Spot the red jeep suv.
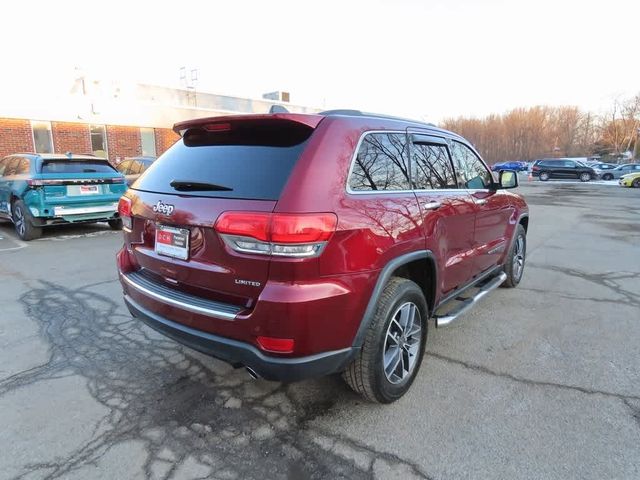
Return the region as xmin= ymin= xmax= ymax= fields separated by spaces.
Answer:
xmin=116 ymin=110 xmax=528 ymax=403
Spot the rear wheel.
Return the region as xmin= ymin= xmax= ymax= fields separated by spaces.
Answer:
xmin=579 ymin=172 xmax=591 ymax=182
xmin=539 ymin=171 xmax=550 ymax=181
xmin=108 ymin=218 xmax=123 ymax=230
xmin=12 ymin=200 xmax=42 ymax=241
xmin=502 ymin=224 xmax=526 ymax=288
xmin=343 ymin=277 xmax=428 ymax=403
xmin=603 ymin=173 xmax=613 ymax=181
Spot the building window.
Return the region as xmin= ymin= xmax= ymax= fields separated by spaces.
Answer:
xmin=90 ymin=125 xmax=108 ymax=158
xmin=140 ymin=128 xmax=156 ymax=157
xmin=32 ymin=121 xmax=53 ymax=154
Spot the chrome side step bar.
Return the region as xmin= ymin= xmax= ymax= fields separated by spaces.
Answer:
xmin=434 ymin=272 xmax=507 ymax=327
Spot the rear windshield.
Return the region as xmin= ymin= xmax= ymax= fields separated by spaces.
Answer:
xmin=40 ymin=160 xmax=117 ymax=174
xmin=132 ymin=121 xmax=313 ymax=200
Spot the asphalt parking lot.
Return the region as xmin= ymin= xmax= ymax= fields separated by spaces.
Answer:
xmin=0 ymin=182 xmax=639 ymax=480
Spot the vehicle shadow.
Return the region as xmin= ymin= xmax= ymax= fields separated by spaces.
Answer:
xmin=1 ymin=280 xmax=380 ymax=480
xmin=0 ymin=220 xmax=116 ymax=241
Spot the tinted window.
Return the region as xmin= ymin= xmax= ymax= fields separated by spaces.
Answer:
xmin=349 ymin=133 xmax=410 ymax=191
xmin=563 ymin=161 xmax=577 ymax=168
xmin=40 ymin=160 xmax=117 ymax=174
xmin=412 ymin=143 xmax=456 ymax=189
xmin=134 ymin=122 xmax=313 ymax=200
xmin=0 ymin=157 xmax=9 ymax=176
xmin=449 ymin=141 xmax=492 ymax=189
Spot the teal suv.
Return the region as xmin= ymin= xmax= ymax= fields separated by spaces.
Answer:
xmin=0 ymin=153 xmax=127 ymax=240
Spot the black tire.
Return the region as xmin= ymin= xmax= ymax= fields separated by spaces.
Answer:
xmin=539 ymin=171 xmax=550 ymax=181
xmin=603 ymin=173 xmax=613 ymax=181
xmin=632 ymin=178 xmax=640 ymax=188
xmin=12 ymin=200 xmax=42 ymax=241
xmin=501 ymin=224 xmax=526 ymax=288
xmin=342 ymin=277 xmax=428 ymax=403
xmin=108 ymin=218 xmax=123 ymax=230
xmin=579 ymin=172 xmax=591 ymax=182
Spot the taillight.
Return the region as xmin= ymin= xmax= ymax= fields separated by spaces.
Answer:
xmin=214 ymin=212 xmax=337 ymax=258
xmin=27 ymin=179 xmax=64 ymax=187
xmin=118 ymin=196 xmax=132 ymax=229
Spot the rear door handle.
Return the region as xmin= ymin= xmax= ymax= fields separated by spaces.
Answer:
xmin=423 ymin=201 xmax=442 ymax=210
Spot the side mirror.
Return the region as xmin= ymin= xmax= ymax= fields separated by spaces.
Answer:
xmin=498 ymin=169 xmax=518 ymax=189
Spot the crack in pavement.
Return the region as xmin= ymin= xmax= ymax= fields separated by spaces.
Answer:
xmin=623 ymin=399 xmax=640 ymax=429
xmin=427 ymin=352 xmax=640 ymax=402
xmin=519 ymin=287 xmax=636 ymax=308
xmin=1 ymin=280 xmax=431 ymax=480
xmin=526 ymin=264 xmax=640 ymax=308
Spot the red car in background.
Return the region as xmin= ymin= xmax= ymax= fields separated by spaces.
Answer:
xmin=117 ymin=110 xmax=528 ymax=403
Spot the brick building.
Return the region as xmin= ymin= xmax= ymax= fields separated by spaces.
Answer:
xmin=0 ymin=75 xmax=316 ymax=163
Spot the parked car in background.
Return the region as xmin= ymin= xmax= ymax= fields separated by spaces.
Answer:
xmin=531 ymin=159 xmax=597 ymax=182
xmin=116 ymin=110 xmax=529 ymax=403
xmin=116 ymin=156 xmax=156 ymax=186
xmin=491 ymin=161 xmax=528 ymax=172
xmin=599 ymin=163 xmax=640 ymax=181
xmin=589 ymin=162 xmax=617 ymax=171
xmin=0 ymin=153 xmax=126 ymax=240
xmin=619 ymin=171 xmax=640 ymax=188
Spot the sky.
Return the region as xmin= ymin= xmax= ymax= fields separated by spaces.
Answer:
xmin=2 ymin=0 xmax=638 ymax=123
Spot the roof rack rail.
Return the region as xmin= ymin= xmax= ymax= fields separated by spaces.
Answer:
xmin=319 ymin=109 xmax=436 ymax=127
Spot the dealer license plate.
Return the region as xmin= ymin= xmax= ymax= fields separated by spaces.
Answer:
xmin=155 ymin=225 xmax=189 ymax=260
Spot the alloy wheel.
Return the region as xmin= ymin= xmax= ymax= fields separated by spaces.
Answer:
xmin=512 ymin=235 xmax=525 ymax=281
xmin=14 ymin=206 xmax=25 ymax=237
xmin=382 ymin=302 xmax=422 ymax=384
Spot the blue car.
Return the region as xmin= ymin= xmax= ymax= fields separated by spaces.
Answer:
xmin=491 ymin=161 xmax=528 ymax=172
xmin=0 ymin=153 xmax=127 ymax=240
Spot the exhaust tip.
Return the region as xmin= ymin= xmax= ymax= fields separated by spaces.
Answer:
xmin=245 ymin=366 xmax=260 ymax=380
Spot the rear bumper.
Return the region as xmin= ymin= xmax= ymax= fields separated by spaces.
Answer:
xmin=123 ymin=294 xmax=357 ymax=382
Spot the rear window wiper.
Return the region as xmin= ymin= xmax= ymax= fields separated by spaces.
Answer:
xmin=169 ymin=180 xmax=233 ymax=192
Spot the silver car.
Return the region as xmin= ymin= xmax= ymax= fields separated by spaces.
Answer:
xmin=600 ymin=163 xmax=640 ymax=181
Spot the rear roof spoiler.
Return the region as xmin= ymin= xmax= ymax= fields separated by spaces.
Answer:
xmin=173 ymin=113 xmax=325 ymax=136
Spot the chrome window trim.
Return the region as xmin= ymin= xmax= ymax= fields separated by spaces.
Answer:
xmin=344 ymin=130 xmax=494 ymax=196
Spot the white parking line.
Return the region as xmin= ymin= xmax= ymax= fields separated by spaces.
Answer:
xmin=0 ymin=236 xmax=27 ymax=252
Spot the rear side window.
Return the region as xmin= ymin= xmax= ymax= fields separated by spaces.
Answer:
xmin=348 ymin=132 xmax=410 ymax=191
xmin=129 ymin=160 xmax=144 ymax=175
xmin=449 ymin=141 xmax=492 ymax=189
xmin=412 ymin=143 xmax=456 ymax=189
xmin=15 ymin=158 xmax=30 ymax=175
xmin=2 ymin=157 xmax=20 ymax=177
xmin=40 ymin=160 xmax=117 ymax=174
xmin=133 ymin=121 xmax=313 ymax=200
xmin=116 ymin=160 xmax=132 ymax=173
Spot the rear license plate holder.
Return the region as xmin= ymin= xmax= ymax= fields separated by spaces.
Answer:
xmin=155 ymin=224 xmax=189 ymax=260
